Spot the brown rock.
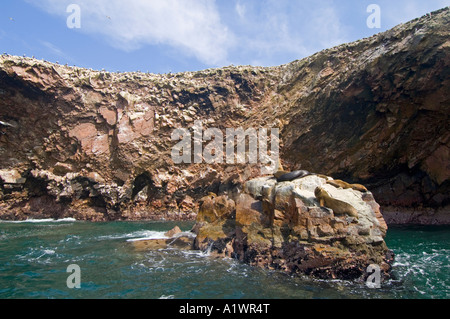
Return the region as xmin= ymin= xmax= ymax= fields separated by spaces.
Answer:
xmin=192 ymin=173 xmax=393 ymax=281
xmin=164 ymin=226 xmax=182 ymax=237
xmin=235 ymin=194 xmax=263 ymax=227
xmin=131 ymin=234 xmax=195 ymax=251
xmin=197 ymin=195 xmax=235 ymax=224
xmin=179 ymin=195 xmax=196 ymax=211
xmin=99 ymin=107 xmax=117 ymax=126
xmin=132 ymin=238 xmax=168 ymax=251
xmin=53 ymin=162 xmax=74 ymax=176
xmin=0 ymin=169 xmax=26 ymax=184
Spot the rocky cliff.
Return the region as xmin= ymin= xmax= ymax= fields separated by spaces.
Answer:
xmin=0 ymin=8 xmax=449 ymax=223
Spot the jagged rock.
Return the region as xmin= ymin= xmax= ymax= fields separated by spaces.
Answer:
xmin=53 ymin=162 xmax=74 ymax=176
xmin=165 ymin=226 xmax=182 ymax=237
xmin=192 ymin=174 xmax=393 ymax=280
xmin=0 ymin=169 xmax=26 ymax=185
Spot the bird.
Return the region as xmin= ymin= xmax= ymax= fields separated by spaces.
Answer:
xmin=0 ymin=121 xmax=14 ymax=127
xmin=9 ymin=17 xmax=14 ymax=22
xmin=106 ymin=15 xmax=111 ymax=20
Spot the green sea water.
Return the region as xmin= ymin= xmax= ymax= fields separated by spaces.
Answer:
xmin=0 ymin=219 xmax=448 ymax=299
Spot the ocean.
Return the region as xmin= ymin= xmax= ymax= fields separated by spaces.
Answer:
xmin=0 ymin=219 xmax=448 ymax=299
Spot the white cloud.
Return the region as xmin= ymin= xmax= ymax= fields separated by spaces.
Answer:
xmin=228 ymin=0 xmax=349 ymax=66
xmin=40 ymin=41 xmax=64 ymax=56
xmin=39 ymin=40 xmax=76 ymax=63
xmin=308 ymin=5 xmax=349 ymax=49
xmin=25 ymin=0 xmax=449 ymax=70
xmin=29 ymin=0 xmax=235 ymax=66
xmin=235 ymin=2 xmax=246 ymax=19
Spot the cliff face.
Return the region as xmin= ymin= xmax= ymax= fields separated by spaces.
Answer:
xmin=0 ymin=8 xmax=449 ymax=223
xmin=279 ymin=10 xmax=450 ymax=224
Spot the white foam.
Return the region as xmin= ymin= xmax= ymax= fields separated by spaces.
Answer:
xmin=126 ymin=231 xmax=169 ymax=242
xmin=0 ymin=218 xmax=77 ymax=223
xmin=126 ymin=230 xmax=195 ymax=242
xmin=35 ymin=249 xmax=57 ymax=260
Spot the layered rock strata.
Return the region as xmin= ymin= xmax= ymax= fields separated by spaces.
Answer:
xmin=193 ymin=175 xmax=393 ymax=280
xmin=0 ymin=8 xmax=449 ymax=222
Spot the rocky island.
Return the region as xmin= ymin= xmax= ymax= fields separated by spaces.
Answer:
xmin=0 ymin=7 xmax=449 ymax=228
xmin=191 ymin=164 xmax=394 ymax=279
xmin=130 ymin=169 xmax=393 ymax=280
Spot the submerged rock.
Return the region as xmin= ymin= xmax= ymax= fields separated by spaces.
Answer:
xmin=192 ymin=174 xmax=394 ymax=281
xmin=164 ymin=225 xmax=182 ymax=237
xmin=130 ymin=227 xmax=195 ymax=251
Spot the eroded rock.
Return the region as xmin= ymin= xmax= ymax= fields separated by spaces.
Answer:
xmin=193 ymin=175 xmax=393 ymax=281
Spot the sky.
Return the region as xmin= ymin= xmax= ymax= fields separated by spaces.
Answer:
xmin=0 ymin=0 xmax=449 ymax=73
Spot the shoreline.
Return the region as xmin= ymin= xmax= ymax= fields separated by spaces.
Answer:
xmin=1 ymin=205 xmax=449 ymax=225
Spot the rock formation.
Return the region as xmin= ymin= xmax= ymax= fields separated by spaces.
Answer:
xmin=0 ymin=8 xmax=449 ymax=223
xmin=129 ymin=226 xmax=195 ymax=251
xmin=192 ymin=174 xmax=393 ymax=280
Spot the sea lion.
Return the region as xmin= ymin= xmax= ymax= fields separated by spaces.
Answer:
xmin=351 ymin=183 xmax=368 ymax=193
xmin=274 ymin=170 xmax=290 ymax=179
xmin=316 ymin=174 xmax=331 ymax=180
xmin=326 ymin=179 xmax=368 ymax=193
xmin=273 ymin=159 xmax=289 ymax=179
xmin=277 ymin=170 xmax=311 ymax=182
xmin=314 ymin=187 xmax=358 ymax=218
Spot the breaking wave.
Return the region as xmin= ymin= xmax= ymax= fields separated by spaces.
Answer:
xmin=0 ymin=218 xmax=77 ymax=223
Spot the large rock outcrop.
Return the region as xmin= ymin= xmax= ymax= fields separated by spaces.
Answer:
xmin=0 ymin=8 xmax=449 ymax=222
xmin=192 ymin=174 xmax=393 ymax=280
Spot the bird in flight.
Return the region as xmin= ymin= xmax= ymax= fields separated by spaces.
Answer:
xmin=9 ymin=17 xmax=14 ymax=22
xmin=0 ymin=121 xmax=14 ymax=127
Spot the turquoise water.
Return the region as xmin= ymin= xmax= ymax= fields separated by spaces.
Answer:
xmin=0 ymin=219 xmax=448 ymax=299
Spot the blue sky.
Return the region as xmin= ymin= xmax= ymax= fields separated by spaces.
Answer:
xmin=1 ymin=0 xmax=449 ymax=73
